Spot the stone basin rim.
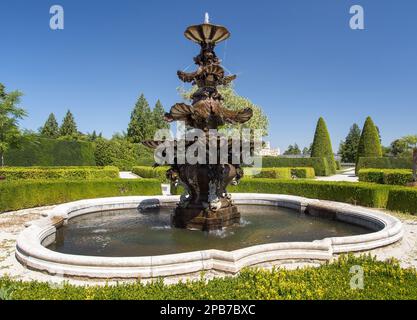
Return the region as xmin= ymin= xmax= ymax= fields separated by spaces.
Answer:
xmin=15 ymin=193 xmax=404 ymax=279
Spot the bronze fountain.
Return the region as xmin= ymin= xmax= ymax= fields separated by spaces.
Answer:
xmin=143 ymin=14 xmax=253 ymax=230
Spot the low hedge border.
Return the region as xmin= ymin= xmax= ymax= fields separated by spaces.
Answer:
xmin=0 ymin=179 xmax=161 ymax=213
xmin=1 ymin=255 xmax=416 ymax=299
xmin=359 ymin=169 xmax=414 ymax=186
xmin=290 ymin=167 xmax=315 ymax=179
xmin=262 ymin=156 xmax=331 ymax=176
xmin=132 ymin=166 xmax=168 ymax=182
xmin=0 ymin=166 xmax=119 ymax=181
xmin=357 ymin=157 xmax=413 ymax=173
xmin=1 ymin=177 xmax=416 ymax=215
xmin=135 ymin=166 xmax=316 ymax=181
xmin=247 ymin=167 xmax=316 ymax=179
xmin=230 ymin=179 xmax=390 ymax=209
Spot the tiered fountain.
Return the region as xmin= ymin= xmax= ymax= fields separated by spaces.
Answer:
xmin=143 ymin=14 xmax=253 ymax=231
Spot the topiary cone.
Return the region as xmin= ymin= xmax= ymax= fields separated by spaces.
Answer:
xmin=311 ymin=117 xmax=336 ymax=174
xmin=356 ymin=117 xmax=382 ymax=174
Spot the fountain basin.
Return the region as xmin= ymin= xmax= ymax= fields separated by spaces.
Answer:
xmin=15 ymin=194 xmax=403 ymax=279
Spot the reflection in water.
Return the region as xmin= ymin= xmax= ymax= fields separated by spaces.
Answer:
xmin=49 ymin=205 xmax=373 ymax=257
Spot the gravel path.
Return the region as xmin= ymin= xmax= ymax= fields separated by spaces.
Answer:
xmin=316 ymin=168 xmax=359 ymax=182
xmin=119 ymin=171 xmax=140 ymax=179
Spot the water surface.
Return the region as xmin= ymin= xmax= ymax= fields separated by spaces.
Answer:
xmin=48 ymin=205 xmax=372 ymax=257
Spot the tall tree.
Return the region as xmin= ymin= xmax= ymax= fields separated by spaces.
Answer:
xmin=389 ymin=139 xmax=408 ymax=157
xmin=284 ymin=143 xmax=301 ymax=155
xmin=179 ymin=84 xmax=269 ymax=136
xmin=127 ymin=94 xmax=153 ymax=143
xmin=152 ymin=100 xmax=169 ymax=133
xmin=338 ymin=123 xmax=361 ymax=163
xmin=356 ymin=116 xmax=382 ymax=169
xmin=41 ymin=113 xmax=59 ymax=138
xmin=311 ymin=117 xmax=336 ymax=173
xmin=0 ymin=83 xmax=27 ymax=167
xmin=59 ymin=110 xmax=78 ymax=137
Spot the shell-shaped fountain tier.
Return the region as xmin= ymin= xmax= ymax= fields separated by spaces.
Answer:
xmin=184 ymin=23 xmax=230 ymax=44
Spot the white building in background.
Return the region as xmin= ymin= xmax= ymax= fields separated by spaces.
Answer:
xmin=258 ymin=141 xmax=280 ymax=157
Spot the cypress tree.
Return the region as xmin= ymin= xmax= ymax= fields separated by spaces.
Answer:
xmin=152 ymin=100 xmax=169 ymax=131
xmin=311 ymin=117 xmax=336 ymax=174
xmin=356 ymin=117 xmax=382 ymax=168
xmin=338 ymin=123 xmax=361 ymax=163
xmin=41 ymin=113 xmax=59 ymax=138
xmin=127 ymin=94 xmax=153 ymax=143
xmin=60 ymin=110 xmax=78 ymax=137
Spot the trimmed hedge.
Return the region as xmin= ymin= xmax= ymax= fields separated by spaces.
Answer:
xmin=261 ymin=157 xmax=331 ymax=176
xmin=387 ymin=187 xmax=417 ymax=214
xmin=134 ymin=166 xmax=316 ymax=181
xmin=1 ymin=255 xmax=417 ymax=300
xmin=4 ymin=138 xmax=96 ymax=166
xmin=132 ymin=166 xmax=169 ymax=182
xmin=291 ymin=167 xmax=316 ymax=179
xmin=229 ymin=179 xmax=390 ymax=208
xmin=0 ymin=179 xmax=161 ymax=213
xmin=356 ymin=117 xmax=382 ymax=169
xmin=255 ymin=168 xmax=292 ymax=179
xmin=357 ymin=157 xmax=413 ymax=172
xmin=246 ymin=167 xmax=315 ymax=179
xmin=0 ymin=166 xmax=119 ymax=181
xmin=1 ymin=177 xmax=416 ymax=214
xmin=310 ymin=117 xmax=337 ymax=174
xmin=359 ymin=169 xmax=413 ymax=186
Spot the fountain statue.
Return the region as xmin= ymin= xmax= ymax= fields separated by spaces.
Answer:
xmin=143 ymin=15 xmax=253 ymax=230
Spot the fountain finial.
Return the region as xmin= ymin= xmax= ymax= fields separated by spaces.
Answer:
xmin=204 ymin=12 xmax=210 ymax=24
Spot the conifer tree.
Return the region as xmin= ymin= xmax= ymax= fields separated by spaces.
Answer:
xmin=152 ymin=100 xmax=169 ymax=132
xmin=311 ymin=117 xmax=336 ymax=174
xmin=356 ymin=117 xmax=382 ymax=168
xmin=41 ymin=113 xmax=59 ymax=138
xmin=127 ymin=94 xmax=153 ymax=143
xmin=339 ymin=123 xmax=361 ymax=163
xmin=60 ymin=110 xmax=78 ymax=137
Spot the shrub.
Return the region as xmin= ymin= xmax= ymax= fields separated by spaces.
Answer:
xmin=262 ymin=157 xmax=331 ymax=176
xmin=229 ymin=179 xmax=390 ymax=208
xmin=4 ymin=137 xmax=96 ymax=166
xmin=356 ymin=117 xmax=382 ymax=171
xmin=94 ymin=139 xmax=154 ymax=170
xmin=0 ymin=166 xmax=119 ymax=181
xmin=359 ymin=169 xmax=413 ymax=186
xmin=132 ymin=166 xmax=169 ymax=182
xmin=357 ymin=157 xmax=413 ymax=172
xmin=256 ymin=168 xmax=292 ymax=179
xmin=358 ymin=169 xmax=385 ymax=184
xmin=335 ymin=160 xmax=341 ymax=170
xmin=387 ymin=187 xmax=417 ymax=214
xmin=383 ymin=170 xmax=414 ymax=185
xmin=291 ymin=167 xmax=316 ymax=179
xmin=0 ymin=179 xmax=161 ymax=213
xmin=1 ymin=255 xmax=417 ymax=300
xmin=251 ymin=167 xmax=315 ymax=179
xmin=310 ymin=117 xmax=337 ymax=174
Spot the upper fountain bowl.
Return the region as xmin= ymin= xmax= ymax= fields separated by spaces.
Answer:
xmin=184 ymin=23 xmax=230 ymax=44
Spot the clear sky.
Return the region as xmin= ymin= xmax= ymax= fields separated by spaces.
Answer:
xmin=1 ymin=0 xmax=416 ymax=152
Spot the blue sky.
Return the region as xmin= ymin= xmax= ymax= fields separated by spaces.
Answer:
xmin=1 ymin=0 xmax=416 ymax=152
